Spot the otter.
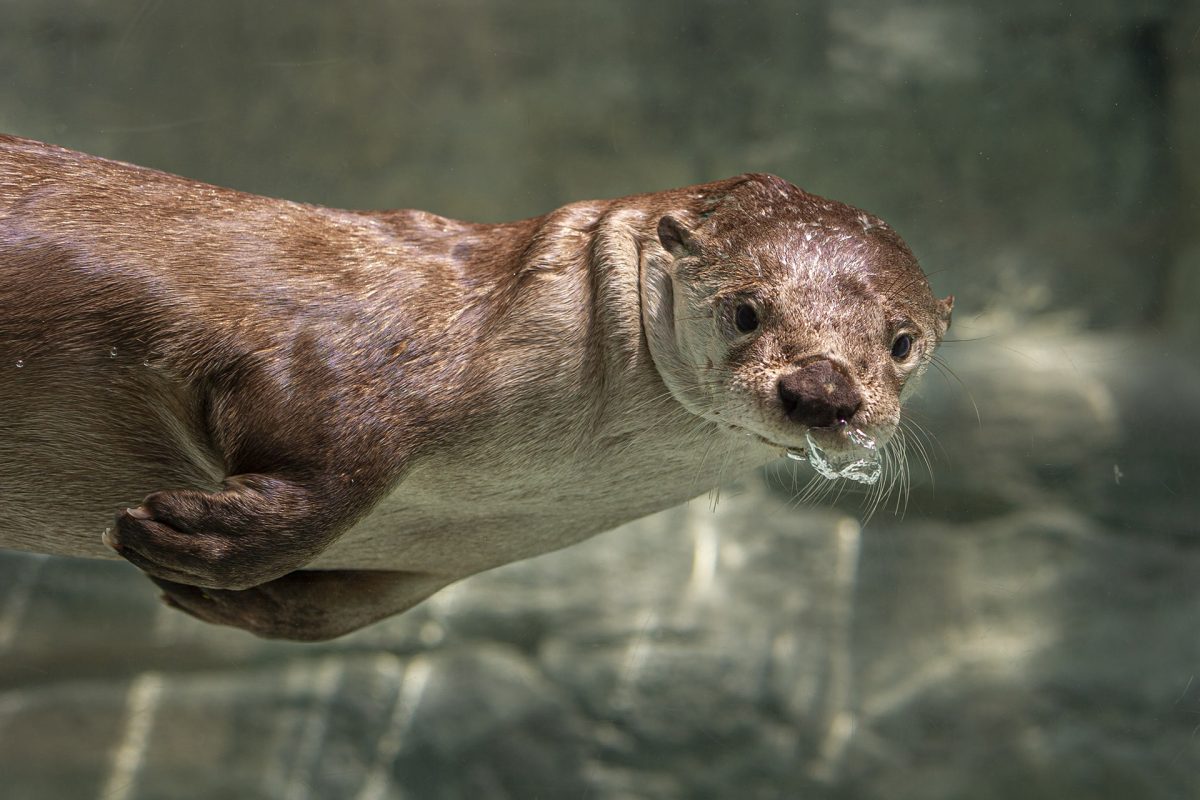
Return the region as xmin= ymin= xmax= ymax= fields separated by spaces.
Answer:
xmin=0 ymin=135 xmax=952 ymax=640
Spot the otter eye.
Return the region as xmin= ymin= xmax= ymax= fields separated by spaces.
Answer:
xmin=891 ymin=333 xmax=914 ymax=361
xmin=734 ymin=303 xmax=759 ymax=334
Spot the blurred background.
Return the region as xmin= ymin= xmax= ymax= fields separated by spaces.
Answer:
xmin=2 ymin=1 xmax=1200 ymax=797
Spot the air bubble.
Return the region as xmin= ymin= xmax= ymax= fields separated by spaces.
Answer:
xmin=793 ymin=427 xmax=881 ymax=485
xmin=109 ymin=347 xmax=118 ymax=357
xmin=845 ymin=427 xmax=877 ymax=452
xmin=14 ymin=359 xmax=23 ymax=368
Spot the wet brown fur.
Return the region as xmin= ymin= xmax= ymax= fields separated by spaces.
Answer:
xmin=0 ymin=135 xmax=950 ymax=640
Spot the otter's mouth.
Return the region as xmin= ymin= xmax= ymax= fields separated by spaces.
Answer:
xmin=751 ymin=425 xmax=882 ymax=486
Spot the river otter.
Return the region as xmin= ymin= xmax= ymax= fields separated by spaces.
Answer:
xmin=0 ymin=135 xmax=952 ymax=640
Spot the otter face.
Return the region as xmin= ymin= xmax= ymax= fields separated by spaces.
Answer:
xmin=640 ymin=174 xmax=952 ymax=467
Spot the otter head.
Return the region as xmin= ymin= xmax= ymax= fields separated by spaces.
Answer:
xmin=640 ymin=174 xmax=953 ymax=468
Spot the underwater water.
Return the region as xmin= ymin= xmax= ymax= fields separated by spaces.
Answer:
xmin=2 ymin=1 xmax=1199 ymax=798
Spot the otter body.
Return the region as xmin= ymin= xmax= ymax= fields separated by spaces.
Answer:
xmin=0 ymin=135 xmax=950 ymax=639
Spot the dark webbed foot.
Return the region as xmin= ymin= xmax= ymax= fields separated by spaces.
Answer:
xmin=150 ymin=570 xmax=448 ymax=641
xmin=106 ymin=474 xmax=335 ymax=590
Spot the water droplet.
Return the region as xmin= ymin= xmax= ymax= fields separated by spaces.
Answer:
xmin=109 ymin=347 xmax=118 ymax=358
xmin=142 ymin=358 xmax=151 ymax=367
xmin=14 ymin=359 xmax=23 ymax=368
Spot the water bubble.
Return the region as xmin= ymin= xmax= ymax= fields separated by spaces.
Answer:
xmin=14 ymin=359 xmax=23 ymax=368
xmin=845 ymin=427 xmax=877 ymax=452
xmin=109 ymin=347 xmax=118 ymax=358
xmin=799 ymin=428 xmax=881 ymax=485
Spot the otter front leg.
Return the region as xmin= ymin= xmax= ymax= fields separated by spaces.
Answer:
xmin=102 ymin=329 xmax=416 ymax=591
xmin=150 ymin=569 xmax=449 ymax=641
xmin=105 ymin=473 xmax=354 ymax=591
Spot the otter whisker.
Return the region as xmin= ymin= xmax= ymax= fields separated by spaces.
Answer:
xmin=897 ymin=432 xmax=914 ymax=517
xmin=884 ymin=441 xmax=904 ymax=516
xmin=788 ymin=465 xmax=828 ymax=509
xmin=898 ymin=410 xmax=947 ymax=464
xmin=861 ymin=439 xmax=899 ymax=524
xmin=930 ymin=353 xmax=981 ymax=428
xmin=899 ymin=417 xmax=936 ymax=489
xmin=707 ymin=435 xmax=741 ymax=512
xmin=689 ymin=433 xmax=724 ymax=502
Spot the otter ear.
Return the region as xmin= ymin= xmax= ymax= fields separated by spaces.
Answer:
xmin=937 ymin=295 xmax=954 ymax=332
xmin=657 ymin=215 xmax=699 ymax=258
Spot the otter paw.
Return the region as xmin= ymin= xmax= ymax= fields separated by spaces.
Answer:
xmin=107 ymin=490 xmax=306 ymax=590
xmin=151 ymin=577 xmax=347 ymax=642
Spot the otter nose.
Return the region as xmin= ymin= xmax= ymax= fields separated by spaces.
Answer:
xmin=777 ymin=359 xmax=862 ymax=428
